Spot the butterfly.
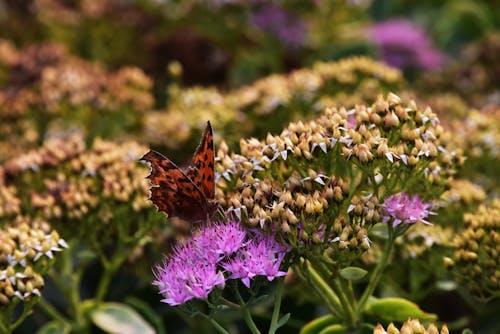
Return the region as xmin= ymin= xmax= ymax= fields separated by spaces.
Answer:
xmin=140 ymin=121 xmax=218 ymax=223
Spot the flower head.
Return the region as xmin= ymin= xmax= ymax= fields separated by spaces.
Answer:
xmin=193 ymin=220 xmax=247 ymax=257
xmin=382 ymin=192 xmax=435 ymax=227
xmin=153 ymin=242 xmax=225 ymax=306
xmin=153 ymin=220 xmax=289 ymax=305
xmin=222 ymin=230 xmax=288 ymax=288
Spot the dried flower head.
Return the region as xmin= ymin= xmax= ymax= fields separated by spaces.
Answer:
xmin=1 ymin=134 xmax=157 ymax=262
xmin=451 ymin=199 xmax=500 ymax=300
xmin=373 ymin=319 xmax=448 ymax=334
xmin=0 ymin=41 xmax=153 ymax=161
xmin=0 ymin=216 xmax=68 ymax=305
xmin=217 ymin=93 xmax=460 ymax=270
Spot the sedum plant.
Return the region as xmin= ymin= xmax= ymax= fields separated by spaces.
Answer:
xmin=0 ymin=134 xmax=164 ymax=333
xmin=214 ymin=92 xmax=462 ymax=330
xmin=0 ymin=41 xmax=153 ymax=162
xmin=0 ymin=215 xmax=67 ymax=333
xmin=448 ymin=199 xmax=500 ymax=301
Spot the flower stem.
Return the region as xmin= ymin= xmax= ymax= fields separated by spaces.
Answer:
xmin=10 ymin=300 xmax=36 ymax=331
xmin=268 ymin=277 xmax=285 ymax=334
xmin=37 ymin=298 xmax=70 ymax=324
xmin=331 ymin=278 xmax=356 ymax=326
xmin=219 ymin=297 xmax=241 ymax=310
xmin=95 ymin=244 xmax=129 ymax=303
xmin=233 ymin=284 xmax=261 ymax=334
xmin=356 ymin=226 xmax=395 ymax=315
xmin=208 ymin=318 xmax=231 ymax=334
xmin=303 ymin=260 xmax=343 ymax=318
xmin=95 ymin=264 xmax=114 ymax=303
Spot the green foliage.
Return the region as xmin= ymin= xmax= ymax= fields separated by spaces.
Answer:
xmin=90 ymin=302 xmax=155 ymax=334
xmin=363 ymin=297 xmax=437 ymax=324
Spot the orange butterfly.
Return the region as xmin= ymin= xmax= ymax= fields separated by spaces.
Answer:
xmin=140 ymin=121 xmax=218 ymax=223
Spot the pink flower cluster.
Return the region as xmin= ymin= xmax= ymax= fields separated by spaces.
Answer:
xmin=153 ymin=220 xmax=289 ymax=306
xmin=382 ymin=192 xmax=435 ymax=227
xmin=368 ymin=18 xmax=445 ymax=71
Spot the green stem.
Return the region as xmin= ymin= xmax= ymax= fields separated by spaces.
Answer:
xmin=95 ymin=264 xmax=115 ymax=303
xmin=268 ymin=277 xmax=285 ymax=334
xmin=356 ymin=226 xmax=395 ymax=315
xmin=37 ymin=299 xmax=70 ymax=324
xmin=219 ymin=297 xmax=241 ymax=310
xmin=0 ymin=317 xmax=8 ymax=334
xmin=70 ymin=272 xmax=85 ymax=328
xmin=303 ymin=261 xmax=343 ymax=318
xmin=233 ymin=284 xmax=261 ymax=334
xmin=208 ymin=318 xmax=231 ymax=334
xmin=314 ymin=260 xmax=355 ymax=325
xmin=242 ymin=305 xmax=261 ymax=334
xmin=95 ymin=242 xmax=130 ymax=303
xmin=197 ymin=311 xmax=231 ymax=334
xmin=331 ymin=279 xmax=355 ymax=326
xmin=10 ymin=300 xmax=35 ymax=331
xmin=346 ymin=280 xmax=357 ymax=309
xmin=315 ymin=262 xmax=353 ymax=321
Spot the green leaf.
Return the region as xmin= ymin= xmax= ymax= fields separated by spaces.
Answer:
xmin=318 ymin=324 xmax=346 ymax=334
xmin=90 ymin=302 xmax=155 ymax=334
xmin=339 ymin=267 xmax=368 ymax=281
xmin=125 ymin=297 xmax=167 ymax=334
xmin=277 ymin=313 xmax=291 ymax=328
xmin=299 ymin=314 xmax=341 ymax=334
xmin=36 ymin=321 xmax=70 ymax=334
xmin=363 ymin=297 xmax=437 ymax=323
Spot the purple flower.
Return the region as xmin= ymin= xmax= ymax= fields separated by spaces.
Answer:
xmin=222 ymin=231 xmax=288 ymax=288
xmin=153 ymin=243 xmax=225 ymax=306
xmin=251 ymin=5 xmax=307 ymax=48
xmin=193 ymin=220 xmax=247 ymax=257
xmin=368 ymin=18 xmax=445 ymax=71
xmin=153 ymin=220 xmax=289 ymax=305
xmin=382 ymin=193 xmax=435 ymax=227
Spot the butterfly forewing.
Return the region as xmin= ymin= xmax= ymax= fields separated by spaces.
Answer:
xmin=140 ymin=150 xmax=209 ymax=222
xmin=191 ymin=121 xmax=215 ymax=199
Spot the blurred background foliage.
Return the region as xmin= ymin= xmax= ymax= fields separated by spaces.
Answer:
xmin=0 ymin=0 xmax=499 ymax=333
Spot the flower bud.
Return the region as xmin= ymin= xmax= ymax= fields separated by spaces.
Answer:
xmin=281 ymin=222 xmax=291 ymax=233
xmin=369 ymin=112 xmax=382 ymax=124
xmin=384 ymin=112 xmax=400 ymax=127
xmin=305 ymin=201 xmax=315 ymax=214
xmin=387 ymin=92 xmax=402 ymax=105
xmin=353 ymin=144 xmax=373 ymax=162
xmin=0 ymin=293 xmax=9 ymax=304
xmin=5 ymin=284 xmax=15 ymax=297
xmin=296 ymin=194 xmax=307 ymax=208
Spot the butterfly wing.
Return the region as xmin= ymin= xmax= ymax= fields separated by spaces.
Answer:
xmin=140 ymin=150 xmax=209 ymax=222
xmin=190 ymin=121 xmax=215 ymax=200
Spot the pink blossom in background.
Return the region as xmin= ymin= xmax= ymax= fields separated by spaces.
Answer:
xmin=251 ymin=4 xmax=307 ymax=48
xmin=368 ymin=18 xmax=445 ymax=71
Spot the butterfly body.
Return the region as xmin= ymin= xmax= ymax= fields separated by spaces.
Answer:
xmin=141 ymin=121 xmax=217 ymax=223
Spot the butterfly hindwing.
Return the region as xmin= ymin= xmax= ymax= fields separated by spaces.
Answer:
xmin=140 ymin=150 xmax=209 ymax=222
xmin=191 ymin=121 xmax=215 ymax=200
